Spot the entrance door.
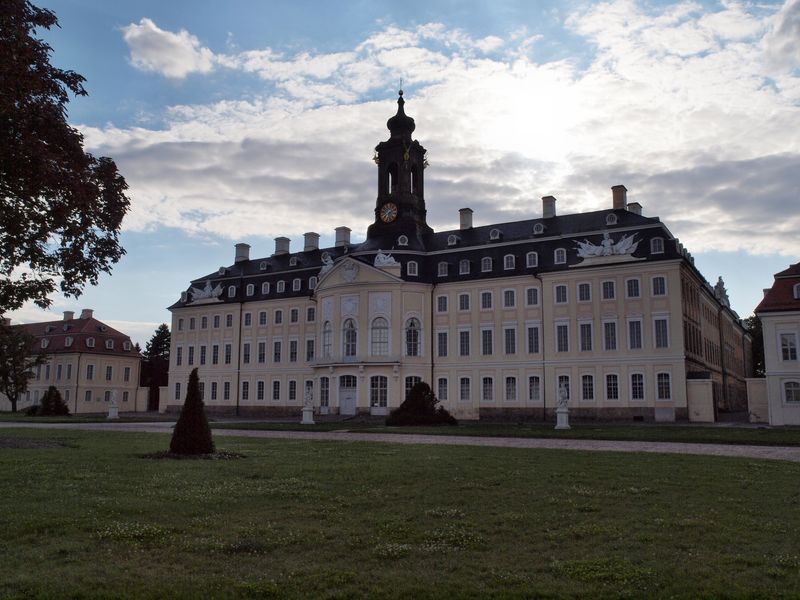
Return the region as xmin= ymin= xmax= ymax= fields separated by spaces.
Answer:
xmin=339 ymin=375 xmax=357 ymax=416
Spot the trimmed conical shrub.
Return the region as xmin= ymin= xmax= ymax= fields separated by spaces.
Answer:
xmin=386 ymin=381 xmax=457 ymax=426
xmin=169 ymin=368 xmax=214 ymax=454
xmin=37 ymin=385 xmax=70 ymax=416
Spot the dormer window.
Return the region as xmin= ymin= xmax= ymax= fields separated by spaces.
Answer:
xmin=262 ymin=282 xmax=270 ymax=294
xmin=447 ymin=235 xmax=458 ymax=247
xmin=86 ymin=337 xmax=95 ymax=348
xmin=489 ymin=228 xmax=501 ymax=241
xmin=293 ymin=278 xmax=301 ymax=291
xmin=218 ymin=267 xmax=226 ymax=276
xmin=259 ymin=261 xmax=267 ymax=271
xmin=651 ymin=237 xmax=664 ymax=254
xmin=406 ymin=261 xmax=418 ymax=276
xmin=606 ymin=214 xmax=618 ymax=225
xmin=794 ymin=283 xmax=800 ymax=300
xmin=437 ymin=262 xmax=448 ymax=277
xmin=105 ymin=339 xmax=114 ymax=350
xmin=459 ymin=259 xmax=470 ymax=275
xmin=481 ymin=257 xmax=493 ymax=272
xmin=65 ymin=336 xmax=73 ymax=347
xmin=397 ymin=235 xmax=409 ymax=247
xmin=277 ymin=280 xmax=285 ymax=293
xmin=533 ymin=223 xmax=544 ymax=235
xmin=526 ymin=251 xmax=538 ymax=268
xmin=289 ymin=257 xmax=298 ymax=267
xmin=504 ymin=255 xmax=515 ymax=270
xmin=246 ymin=284 xmax=254 ymax=296
xmin=41 ymin=339 xmax=49 ymax=349
xmin=228 ymin=286 xmax=236 ymax=298
xmin=181 ymin=292 xmax=188 ymax=302
xmin=554 ymin=248 xmax=567 ymax=264
xmin=309 ymin=276 xmax=317 ymax=290
xmin=123 ymin=341 xmax=131 ymax=351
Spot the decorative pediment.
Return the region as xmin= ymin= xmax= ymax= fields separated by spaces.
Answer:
xmin=315 ymin=257 xmax=403 ymax=291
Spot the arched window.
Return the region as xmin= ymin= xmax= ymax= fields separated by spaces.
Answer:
xmin=262 ymin=282 xmax=270 ymax=295
xmin=406 ymin=261 xmax=418 ymax=276
xmin=259 ymin=261 xmax=267 ymax=271
xmin=86 ymin=337 xmax=95 ymax=348
xmin=289 ymin=257 xmax=298 ymax=267
xmin=526 ymin=252 xmax=538 ymax=268
xmin=277 ymin=281 xmax=285 ymax=293
xmin=410 ymin=167 xmax=418 ymax=195
xmin=651 ymin=237 xmax=664 ymax=254
xmin=246 ymin=284 xmax=254 ymax=296
xmin=504 ymin=254 xmax=515 ymax=270
xmin=105 ymin=339 xmax=114 ymax=350
xmin=437 ymin=262 xmax=448 ymax=277
xmin=371 ymin=317 xmax=389 ymax=356
xmin=343 ymin=319 xmax=357 ymax=357
xmin=489 ymin=228 xmax=501 ymax=241
xmin=405 ymin=318 xmax=421 ymax=356
xmin=388 ymin=163 xmax=398 ymax=193
xmin=292 ymin=278 xmax=301 ymax=291
xmin=481 ymin=257 xmax=492 ymax=272
xmin=322 ymin=322 xmax=332 ymax=358
xmin=447 ymin=235 xmax=458 ymax=247
xmin=533 ymin=223 xmax=544 ymax=235
xmin=606 ymin=213 xmax=618 ymax=225
xmin=785 ymin=381 xmax=800 ymax=403
xmin=459 ymin=259 xmax=470 ymax=275
xmin=794 ymin=283 xmax=800 ymax=300
xmin=398 ymin=235 xmax=409 ymax=247
xmin=228 ymin=285 xmax=236 ymax=298
xmin=309 ymin=276 xmax=317 ymax=290
xmin=554 ymin=248 xmax=567 ymax=264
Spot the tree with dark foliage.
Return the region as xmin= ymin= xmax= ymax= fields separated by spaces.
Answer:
xmin=0 ymin=323 xmax=46 ymax=412
xmin=0 ymin=1 xmax=130 ymax=315
xmin=142 ymin=324 xmax=170 ymax=410
xmin=386 ymin=381 xmax=457 ymax=426
xmin=743 ymin=315 xmax=764 ymax=377
xmin=25 ymin=385 xmax=69 ymax=416
xmin=169 ymin=368 xmax=214 ymax=455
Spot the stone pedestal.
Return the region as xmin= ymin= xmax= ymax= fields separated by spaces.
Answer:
xmin=555 ymin=406 xmax=570 ymax=430
xmin=107 ymin=403 xmax=119 ymax=420
xmin=301 ymin=406 xmax=315 ymax=425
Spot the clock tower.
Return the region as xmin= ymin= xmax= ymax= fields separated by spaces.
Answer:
xmin=365 ymin=91 xmax=433 ymax=248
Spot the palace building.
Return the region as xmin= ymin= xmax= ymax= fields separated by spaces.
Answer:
xmin=166 ymin=92 xmax=751 ymax=421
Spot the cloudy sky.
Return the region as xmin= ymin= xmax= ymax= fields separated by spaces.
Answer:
xmin=10 ymin=0 xmax=800 ymax=345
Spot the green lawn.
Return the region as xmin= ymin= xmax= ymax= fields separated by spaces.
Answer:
xmin=212 ymin=420 xmax=800 ymax=447
xmin=0 ymin=428 xmax=798 ymax=599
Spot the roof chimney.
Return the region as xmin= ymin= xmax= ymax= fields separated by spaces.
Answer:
xmin=459 ymin=208 xmax=473 ymax=230
xmin=80 ymin=309 xmax=93 ymax=320
xmin=234 ymin=243 xmax=250 ymax=263
xmin=627 ymin=202 xmax=642 ymax=215
xmin=303 ymin=232 xmax=320 ymax=252
xmin=612 ymin=185 xmax=627 ymax=210
xmin=335 ymin=226 xmax=351 ymax=248
xmin=542 ymin=195 xmax=556 ymax=219
xmin=63 ymin=311 xmax=74 ymax=321
xmin=273 ymin=237 xmax=290 ymax=256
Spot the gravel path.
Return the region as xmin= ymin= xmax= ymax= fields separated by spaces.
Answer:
xmin=2 ymin=421 xmax=800 ymax=463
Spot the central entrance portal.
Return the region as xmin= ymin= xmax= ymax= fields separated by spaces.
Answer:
xmin=339 ymin=375 xmax=357 ymax=416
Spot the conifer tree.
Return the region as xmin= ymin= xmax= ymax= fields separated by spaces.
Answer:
xmin=169 ymin=368 xmax=214 ymax=455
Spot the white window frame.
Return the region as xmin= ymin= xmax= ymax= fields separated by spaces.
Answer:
xmin=630 ymin=372 xmax=645 ymax=402
xmin=554 ymin=248 xmax=567 ymax=264
xmin=577 ymin=282 xmax=591 ymax=303
xmin=651 ymin=275 xmax=667 ymax=296
xmin=526 ymin=252 xmax=538 ymax=268
xmin=625 ymin=277 xmax=641 ymax=299
xmin=554 ymin=284 xmax=568 ymax=304
xmin=406 ymin=261 xmax=418 ymax=277
xmin=651 ymin=237 xmax=664 ymax=254
xmin=437 ymin=262 xmax=448 ymax=277
xmin=481 ymin=257 xmax=492 ymax=272
xmin=459 ymin=259 xmax=470 ymax=275
xmin=605 ymin=373 xmax=620 ymax=401
xmin=503 ymin=254 xmax=515 ymax=270
xmin=654 ymin=316 xmax=670 ymax=349
xmin=601 ymin=280 xmax=615 ymax=300
xmin=656 ymin=372 xmax=672 ymax=401
xmin=581 ymin=374 xmax=594 ymax=401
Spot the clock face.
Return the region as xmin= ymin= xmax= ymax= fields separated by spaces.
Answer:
xmin=379 ymin=203 xmax=398 ymax=223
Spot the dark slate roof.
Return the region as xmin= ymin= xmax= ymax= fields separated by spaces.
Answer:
xmin=169 ymin=207 xmax=677 ymax=310
xmin=755 ymin=262 xmax=800 ymax=313
xmin=11 ymin=317 xmax=138 ymax=357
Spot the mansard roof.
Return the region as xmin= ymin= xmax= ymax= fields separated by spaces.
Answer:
xmin=10 ymin=316 xmax=137 ymax=357
xmin=755 ymin=262 xmax=800 ymax=314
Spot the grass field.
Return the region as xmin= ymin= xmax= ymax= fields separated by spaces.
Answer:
xmin=1 ymin=428 xmax=799 ymax=599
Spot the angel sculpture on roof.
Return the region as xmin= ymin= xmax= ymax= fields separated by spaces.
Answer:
xmin=576 ymin=232 xmax=639 ymax=259
xmin=189 ymin=280 xmax=223 ymax=301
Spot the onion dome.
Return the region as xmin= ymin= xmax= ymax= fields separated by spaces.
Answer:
xmin=386 ymin=90 xmax=415 ymax=139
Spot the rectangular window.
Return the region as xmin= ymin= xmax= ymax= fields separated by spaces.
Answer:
xmin=289 ymin=340 xmax=298 ymax=362
xmin=189 ymin=317 xmax=196 ymax=330
xmin=123 ymin=367 xmax=130 ymax=383
xmin=198 ymin=383 xmax=204 ymax=401
xmin=244 ymin=313 xmax=252 ymax=327
xmin=273 ymin=341 xmax=282 ymax=363
xmin=527 ymin=326 xmax=540 ymax=354
xmin=628 ymin=320 xmax=643 ymax=350
xmin=437 ymin=295 xmax=448 ymax=312
xmin=200 ymin=345 xmax=207 ymax=365
xmin=606 ymin=374 xmax=619 ymax=400
xmin=482 ymin=377 xmax=493 ymax=402
xmin=273 ymin=380 xmax=281 ymax=401
xmin=459 ymin=294 xmax=470 ymax=311
xmin=254 ymin=342 xmax=264 ymax=363
xmin=275 ymin=310 xmax=283 ymax=325
xmin=481 ymin=329 xmax=493 ymax=356
xmin=437 ymin=378 xmax=448 ymax=401
xmin=176 ymin=346 xmax=184 ymax=365
xmin=460 ymin=377 xmax=471 ymax=402
xmin=652 ymin=276 xmax=666 ymax=296
xmin=437 ymin=332 xmax=448 ymax=357
xmin=213 ymin=315 xmax=220 ymax=328
xmin=504 ymin=328 xmax=516 ymax=354
xmin=626 ymin=278 xmax=640 ymax=298
xmin=556 ymin=324 xmax=569 ymax=352
xmin=320 ymin=377 xmax=329 ymax=406
xmin=604 ymin=321 xmax=617 ymax=351
xmin=657 ymin=373 xmax=671 ymax=400
xmin=306 ymin=339 xmax=315 ymax=362
xmin=526 ymin=287 xmax=539 ymax=306
xmin=582 ymin=375 xmax=594 ymax=401
xmin=242 ymin=343 xmax=251 ymax=364
xmin=224 ymin=381 xmax=230 ymax=401
xmin=188 ymin=346 xmax=194 ymax=366
xmin=211 ymin=382 xmax=217 ymax=401
xmin=257 ymin=380 xmax=265 ymax=401
xmin=86 ymin=364 xmax=94 ymax=381
xmin=370 ymin=376 xmax=388 ymax=407
xmin=259 ymin=311 xmax=267 ymax=325
xmin=56 ymin=364 xmax=62 ymax=380
xmin=177 ymin=318 xmax=184 ymax=332
xmin=224 ymin=344 xmax=232 ymax=365
xmin=241 ymin=381 xmax=249 ymax=401
xmin=655 ymin=318 xmax=669 ymax=348
xmin=631 ymin=373 xmax=644 ymax=401
xmin=602 ymin=280 xmax=615 ymax=300
xmin=580 ymin=323 xmax=593 ymax=352
xmin=66 ymin=364 xmax=72 ymax=380
xmin=226 ymin=314 xmax=233 ymax=327
xmin=85 ymin=390 xmax=92 ymax=403
xmin=121 ymin=391 xmax=127 ymax=403
xmin=459 ymin=331 xmax=470 ymax=356
xmin=503 ymin=290 xmax=516 ymax=308
xmin=781 ymin=333 xmax=798 ymax=361
xmin=578 ymin=283 xmax=591 ymax=302
xmin=307 ymin=307 xmax=315 ymax=322
xmin=290 ymin=308 xmax=299 ymax=323
xmin=174 ymin=382 xmax=180 ymax=401
xmin=528 ymin=376 xmax=540 ymax=402
xmin=555 ymin=285 xmax=567 ymax=304
xmin=481 ymin=291 xmax=493 ymax=310
xmin=105 ymin=365 xmax=113 ymax=381
xmin=505 ymin=377 xmax=517 ymax=401
xmin=289 ymin=380 xmax=297 ymax=401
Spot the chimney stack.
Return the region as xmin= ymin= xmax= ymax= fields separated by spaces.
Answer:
xmin=63 ymin=311 xmax=74 ymax=321
xmin=303 ymin=232 xmax=320 ymax=252
xmin=273 ymin=237 xmax=290 ymax=256
xmin=335 ymin=227 xmax=351 ymax=247
xmin=627 ymin=202 xmax=642 ymax=215
xmin=612 ymin=185 xmax=627 ymax=210
xmin=234 ymin=243 xmax=250 ymax=263
xmin=80 ymin=309 xmax=93 ymax=320
xmin=542 ymin=195 xmax=557 ymax=219
xmin=459 ymin=208 xmax=473 ymax=230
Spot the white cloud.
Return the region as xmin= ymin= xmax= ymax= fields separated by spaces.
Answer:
xmin=122 ymin=18 xmax=215 ymax=79
xmin=763 ymin=0 xmax=800 ymax=71
xmin=99 ymin=5 xmax=800 ymax=259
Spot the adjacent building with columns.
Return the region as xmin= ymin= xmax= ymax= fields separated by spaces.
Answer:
xmin=166 ymin=92 xmax=751 ymax=422
xmin=0 ymin=309 xmax=145 ymax=413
